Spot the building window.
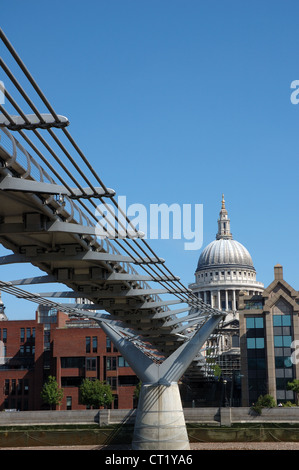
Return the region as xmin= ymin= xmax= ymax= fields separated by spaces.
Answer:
xmin=246 ymin=316 xmax=267 ymax=403
xmin=106 ymin=337 xmax=111 ymax=353
xmin=106 ymin=357 xmax=116 ymax=371
xmin=86 ymin=357 xmax=97 ymax=371
xmin=118 ymin=356 xmax=129 ymax=367
xmin=86 ymin=336 xmax=91 ymax=353
xmin=246 ymin=317 xmax=264 ymax=329
xmin=61 ymin=357 xmax=85 ymax=368
xmin=20 ymin=328 xmax=25 ymax=342
xmin=232 ymin=335 xmax=239 ymax=347
xmin=92 ymin=336 xmax=98 ymax=353
xmin=118 ymin=376 xmax=139 ymax=386
xmin=44 ymin=329 xmax=50 ymax=350
xmin=273 ymin=315 xmax=291 ymax=327
xmin=245 ymin=300 xmax=263 ymax=310
xmin=61 ymin=377 xmax=83 ymax=387
xmin=106 ymin=376 xmax=117 ymax=390
xmin=247 ymin=337 xmax=265 ymax=349
xmin=273 ymin=314 xmax=294 ymax=402
xmin=66 ymin=396 xmax=72 ymax=410
xmin=274 ymin=336 xmax=292 ymax=347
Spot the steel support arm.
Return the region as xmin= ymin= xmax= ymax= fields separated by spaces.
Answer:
xmin=97 ymin=313 xmax=224 ymax=386
xmin=0 ymin=174 xmax=115 ymax=198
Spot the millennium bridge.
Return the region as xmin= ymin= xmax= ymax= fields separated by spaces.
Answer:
xmin=0 ymin=29 xmax=225 ymax=450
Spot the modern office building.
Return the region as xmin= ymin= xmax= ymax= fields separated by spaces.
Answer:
xmin=0 ymin=306 xmax=138 ymax=411
xmin=239 ymin=264 xmax=299 ymax=405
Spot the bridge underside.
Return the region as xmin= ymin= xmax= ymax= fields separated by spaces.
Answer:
xmin=0 ymin=125 xmax=224 ymax=372
xmin=0 ymin=28 xmax=225 ymax=386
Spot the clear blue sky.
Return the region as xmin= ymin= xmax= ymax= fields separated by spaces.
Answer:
xmin=0 ymin=0 xmax=298 ymax=319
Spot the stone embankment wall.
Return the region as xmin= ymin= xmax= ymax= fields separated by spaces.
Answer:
xmin=1 ymin=407 xmax=299 ymax=427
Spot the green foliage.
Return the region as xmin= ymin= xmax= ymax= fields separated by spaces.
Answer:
xmin=205 ymin=349 xmax=222 ymax=380
xmin=212 ymin=364 xmax=222 ymax=380
xmin=287 ymin=379 xmax=299 ymax=405
xmin=79 ymin=379 xmax=113 ymax=409
xmin=251 ymin=394 xmax=276 ymax=415
xmin=133 ymin=381 xmax=142 ymax=400
xmin=41 ymin=376 xmax=64 ymax=409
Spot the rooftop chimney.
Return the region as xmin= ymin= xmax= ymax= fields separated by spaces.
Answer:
xmin=274 ymin=264 xmax=283 ymax=281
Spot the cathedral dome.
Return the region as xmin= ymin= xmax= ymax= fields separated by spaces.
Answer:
xmin=196 ymin=194 xmax=255 ymax=272
xmin=197 ymin=238 xmax=254 ymax=271
xmin=190 ymin=195 xmax=263 ymax=314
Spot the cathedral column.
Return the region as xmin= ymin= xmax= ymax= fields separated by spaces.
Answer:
xmin=225 ymin=290 xmax=229 ymax=311
xmin=232 ymin=289 xmax=236 ymax=311
xmin=217 ymin=290 xmax=221 ymax=309
xmin=204 ymin=291 xmax=207 ymax=304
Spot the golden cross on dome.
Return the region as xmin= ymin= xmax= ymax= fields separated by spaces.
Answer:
xmin=221 ymin=194 xmax=225 ymax=209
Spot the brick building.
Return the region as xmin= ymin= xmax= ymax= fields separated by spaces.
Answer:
xmin=0 ymin=305 xmax=138 ymax=411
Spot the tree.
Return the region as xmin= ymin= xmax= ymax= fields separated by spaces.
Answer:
xmin=287 ymin=379 xmax=299 ymax=405
xmin=79 ymin=379 xmax=113 ymax=409
xmin=41 ymin=375 xmax=64 ymax=410
xmin=251 ymin=394 xmax=276 ymax=415
xmin=206 ymin=348 xmax=222 ymax=381
xmin=212 ymin=364 xmax=222 ymax=381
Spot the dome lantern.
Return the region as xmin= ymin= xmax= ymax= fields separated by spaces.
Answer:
xmin=216 ymin=194 xmax=232 ymax=240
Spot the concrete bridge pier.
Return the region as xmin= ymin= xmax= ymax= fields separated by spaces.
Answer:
xmin=132 ymin=382 xmax=190 ymax=450
xmin=97 ymin=314 xmax=223 ymax=450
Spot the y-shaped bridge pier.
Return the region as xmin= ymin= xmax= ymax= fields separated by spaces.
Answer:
xmin=100 ymin=315 xmax=222 ymax=450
